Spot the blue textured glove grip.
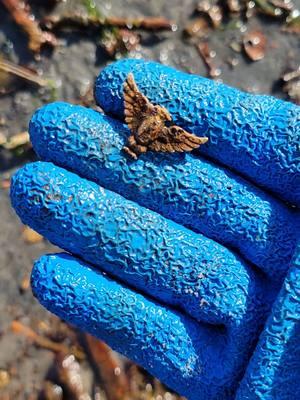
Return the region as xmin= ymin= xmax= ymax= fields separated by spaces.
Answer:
xmin=236 ymin=243 xmax=300 ymax=399
xmin=10 ymin=162 xmax=275 ymax=399
xmin=10 ymin=162 xmax=270 ymax=326
xmin=30 ymin=253 xmax=237 ymax=400
xmin=29 ymin=102 xmax=298 ymax=282
xmin=95 ymin=59 xmax=300 ymax=207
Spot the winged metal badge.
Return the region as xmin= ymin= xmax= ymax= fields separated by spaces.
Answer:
xmin=123 ymin=73 xmax=208 ymax=159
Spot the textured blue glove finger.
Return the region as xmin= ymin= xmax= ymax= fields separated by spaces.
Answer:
xmin=32 ymin=253 xmax=236 ymax=400
xmin=10 ymin=161 xmax=271 ymax=333
xmin=236 ymin=242 xmax=300 ymax=400
xmin=95 ymin=59 xmax=300 ymax=207
xmin=29 ymin=102 xmax=299 ymax=282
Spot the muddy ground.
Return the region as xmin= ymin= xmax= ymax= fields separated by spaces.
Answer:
xmin=0 ymin=0 xmax=299 ymax=398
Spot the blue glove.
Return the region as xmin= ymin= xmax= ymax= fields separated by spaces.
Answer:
xmin=10 ymin=59 xmax=300 ymax=400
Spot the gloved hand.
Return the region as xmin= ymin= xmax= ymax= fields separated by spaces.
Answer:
xmin=10 ymin=59 xmax=299 ymax=400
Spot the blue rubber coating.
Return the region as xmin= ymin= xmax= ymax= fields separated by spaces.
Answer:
xmin=236 ymin=243 xmax=300 ymax=400
xmin=31 ymin=253 xmax=240 ymax=400
xmin=29 ymin=102 xmax=298 ymax=282
xmin=95 ymin=59 xmax=300 ymax=207
xmin=10 ymin=161 xmax=271 ymax=331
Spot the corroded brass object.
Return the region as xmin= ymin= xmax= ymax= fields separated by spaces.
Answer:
xmin=123 ymin=73 xmax=208 ymax=159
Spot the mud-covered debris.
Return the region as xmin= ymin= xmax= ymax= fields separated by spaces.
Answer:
xmin=224 ymin=0 xmax=297 ymax=21
xmin=93 ymin=385 xmax=108 ymax=400
xmin=118 ymin=29 xmax=140 ymax=52
xmin=253 ymin=0 xmax=294 ymax=18
xmin=196 ymin=41 xmax=221 ymax=78
xmin=227 ymin=0 xmax=242 ymax=13
xmin=39 ymin=381 xmax=63 ymax=400
xmin=84 ymin=334 xmax=130 ymax=400
xmin=42 ymin=12 xmax=167 ymax=58
xmin=22 ymin=226 xmax=43 ymax=244
xmin=78 ymin=84 xmax=96 ymax=108
xmin=127 ymin=364 xmax=185 ymax=400
xmin=282 ymin=68 xmax=300 ymax=104
xmin=0 ymin=369 xmax=10 ymax=389
xmin=226 ymin=57 xmax=240 ymax=68
xmin=284 ymin=10 xmax=300 ymax=33
xmin=37 ymin=317 xmax=83 ymax=354
xmin=99 ymin=29 xmax=123 ymax=57
xmin=243 ymin=30 xmax=266 ymax=61
xmin=11 ymin=320 xmax=85 ymax=359
xmin=54 ymin=353 xmax=91 ymax=400
xmin=183 ymin=17 xmax=210 ymax=38
xmin=196 ymin=0 xmax=223 ymax=28
xmin=2 ymin=0 xmax=57 ymax=54
xmin=230 ymin=40 xmax=242 ymax=52
xmin=99 ymin=28 xmax=140 ymax=58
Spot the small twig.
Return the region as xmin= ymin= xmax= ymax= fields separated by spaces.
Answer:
xmin=2 ymin=0 xmax=57 ymax=53
xmin=43 ymin=13 xmax=175 ymax=31
xmin=84 ymin=334 xmax=130 ymax=400
xmin=105 ymin=16 xmax=175 ymax=30
xmin=0 ymin=58 xmax=48 ymax=86
xmin=11 ymin=321 xmax=85 ymax=360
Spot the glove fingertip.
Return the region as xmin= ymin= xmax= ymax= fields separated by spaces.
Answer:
xmin=95 ymin=58 xmax=146 ymax=116
xmin=29 ymin=102 xmax=73 ymax=157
